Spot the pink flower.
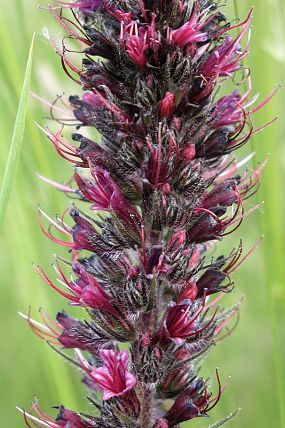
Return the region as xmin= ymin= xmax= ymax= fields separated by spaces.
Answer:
xmin=36 ymin=260 xmax=110 ymax=309
xmin=56 ymin=312 xmax=108 ymax=354
xmin=75 ymin=167 xmax=141 ymax=227
xmin=165 ymin=381 xmax=212 ymax=424
xmin=70 ymin=210 xmax=101 ymax=252
xmin=199 ymin=178 xmax=238 ymax=209
xmin=170 ymin=1 xmax=221 ymax=48
xmin=164 ymin=302 xmax=203 ymax=345
xmin=125 ymin=25 xmax=150 ymax=69
xmin=201 ymin=36 xmax=241 ymax=78
xmin=91 ymin=349 xmax=137 ymax=400
xmin=56 ymin=406 xmax=93 ymax=427
xmin=82 ymin=92 xmax=101 ymax=107
xmin=160 ymin=92 xmax=175 ymax=117
xmin=172 ymin=21 xmax=208 ymax=47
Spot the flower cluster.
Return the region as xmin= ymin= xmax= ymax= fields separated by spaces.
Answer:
xmin=20 ymin=0 xmax=273 ymax=427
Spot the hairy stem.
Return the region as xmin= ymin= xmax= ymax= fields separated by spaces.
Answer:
xmin=138 ymin=271 xmax=161 ymax=426
xmin=141 ymin=387 xmax=153 ymax=428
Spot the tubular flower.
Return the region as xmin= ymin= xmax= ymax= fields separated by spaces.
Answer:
xmin=56 ymin=312 xmax=112 ymax=353
xmin=163 ymin=299 xmax=217 ymax=345
xmin=19 ymin=309 xmax=110 ymax=353
xmin=88 ymin=349 xmax=137 ymax=400
xmin=36 ymin=261 xmax=110 ymax=308
xmin=165 ymin=372 xmax=221 ymax=424
xmin=20 ymin=0 xmax=274 ymax=427
xmin=124 ymin=24 xmax=151 ymax=69
xmin=74 ymin=167 xmax=142 ymax=227
xmin=172 ymin=20 xmax=208 ymax=46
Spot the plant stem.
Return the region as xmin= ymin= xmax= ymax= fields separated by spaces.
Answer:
xmin=141 ymin=387 xmax=153 ymax=428
xmin=138 ymin=270 xmax=161 ymax=426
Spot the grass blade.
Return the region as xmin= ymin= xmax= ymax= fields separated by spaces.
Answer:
xmin=0 ymin=33 xmax=35 ymax=231
xmin=208 ymin=409 xmax=241 ymax=428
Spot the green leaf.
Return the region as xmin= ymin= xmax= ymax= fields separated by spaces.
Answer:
xmin=0 ymin=33 xmax=35 ymax=231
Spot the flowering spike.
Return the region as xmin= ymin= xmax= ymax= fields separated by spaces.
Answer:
xmin=20 ymin=0 xmax=274 ymax=426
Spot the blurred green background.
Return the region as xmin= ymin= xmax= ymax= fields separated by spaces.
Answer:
xmin=0 ymin=0 xmax=284 ymax=426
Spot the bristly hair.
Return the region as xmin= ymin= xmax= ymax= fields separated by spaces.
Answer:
xmin=20 ymin=0 xmax=276 ymax=427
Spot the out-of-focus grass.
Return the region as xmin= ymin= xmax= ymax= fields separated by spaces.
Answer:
xmin=0 ymin=33 xmax=34 ymax=229
xmin=0 ymin=0 xmax=284 ymax=427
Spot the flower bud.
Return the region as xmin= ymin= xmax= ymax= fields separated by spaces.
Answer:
xmin=181 ymin=143 xmax=196 ymax=161
xmin=160 ymin=92 xmax=175 ymax=117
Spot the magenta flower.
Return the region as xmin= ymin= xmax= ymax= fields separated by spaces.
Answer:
xmin=82 ymin=92 xmax=101 ymax=107
xmin=70 ymin=210 xmax=101 ymax=252
xmin=56 ymin=312 xmax=110 ymax=353
xmin=36 ymin=261 xmax=110 ymax=309
xmin=200 ymin=179 xmax=239 ymax=210
xmin=164 ymin=302 xmax=203 ymax=345
xmin=194 ymin=19 xmax=250 ymax=101
xmin=20 ymin=308 xmax=113 ymax=356
xmin=125 ymin=25 xmax=150 ymax=69
xmin=172 ymin=20 xmax=208 ymax=46
xmin=105 ymin=4 xmax=133 ymax=24
xmin=200 ymin=34 xmax=246 ymax=80
xmin=75 ymin=167 xmax=141 ymax=226
xmin=56 ymin=406 xmax=93 ymax=427
xmin=36 ymin=261 xmax=135 ymax=342
xmin=90 ymin=349 xmax=137 ymax=400
xmin=170 ymin=1 xmax=221 ymax=48
xmin=172 ymin=16 xmax=208 ymax=47
xmin=213 ymin=90 xmax=243 ymax=127
xmin=165 ymin=380 xmax=215 ymax=424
